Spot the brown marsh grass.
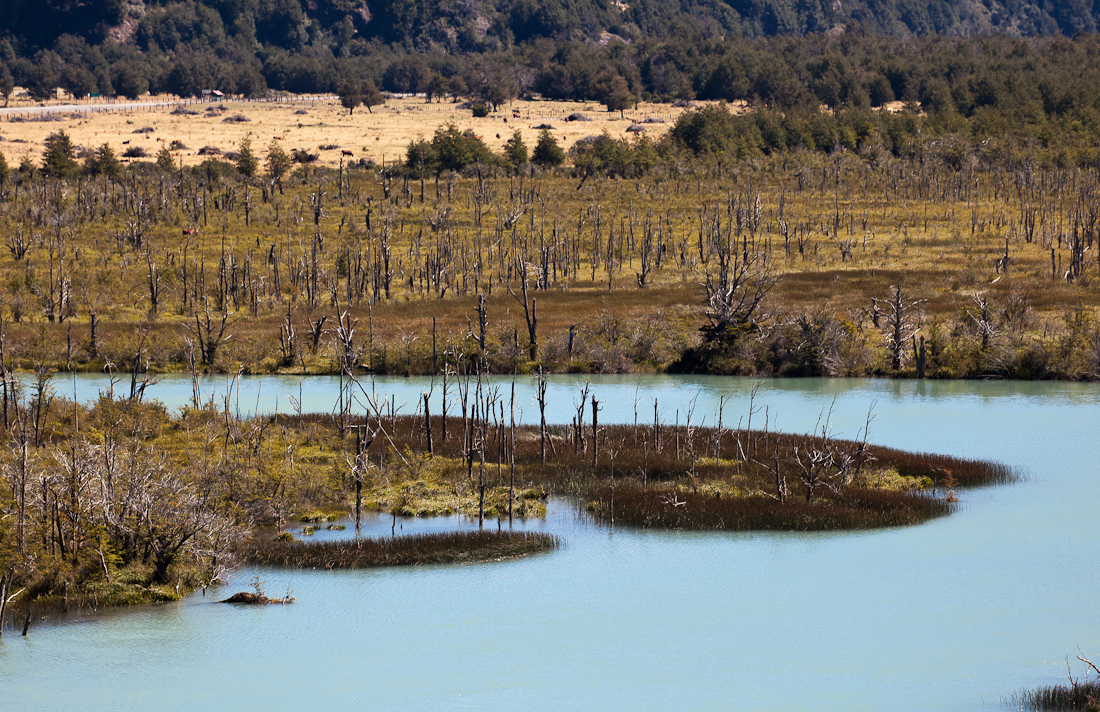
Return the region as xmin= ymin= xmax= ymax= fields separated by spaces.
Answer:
xmin=240 ymin=530 xmax=559 ymax=568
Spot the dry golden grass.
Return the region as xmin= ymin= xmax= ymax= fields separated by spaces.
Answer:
xmin=0 ymin=93 xmax=692 ymax=168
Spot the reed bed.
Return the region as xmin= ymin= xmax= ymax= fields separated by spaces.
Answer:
xmin=869 ymin=448 xmax=1016 ymax=488
xmin=240 ymin=530 xmax=559 ymax=568
xmin=267 ymin=411 xmax=1012 ymax=531
xmin=1011 ymin=678 xmax=1100 ymax=710
xmin=587 ymin=486 xmax=955 ymax=530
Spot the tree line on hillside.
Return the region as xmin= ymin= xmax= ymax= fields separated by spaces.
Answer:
xmin=2 ymin=28 xmax=1100 ymax=149
xmin=4 ymin=0 xmax=1100 ymax=59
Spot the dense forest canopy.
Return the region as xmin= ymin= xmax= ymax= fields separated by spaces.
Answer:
xmin=3 ymin=0 xmax=1100 ymax=95
xmin=4 ymin=0 xmax=1100 ymax=55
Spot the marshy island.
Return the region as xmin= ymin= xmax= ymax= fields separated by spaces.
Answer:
xmin=0 ymin=372 xmax=1009 ymax=620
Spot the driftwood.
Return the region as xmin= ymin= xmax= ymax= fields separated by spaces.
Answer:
xmin=221 ymin=591 xmax=294 ymax=605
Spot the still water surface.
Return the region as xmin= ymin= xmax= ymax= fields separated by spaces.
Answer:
xmin=2 ymin=374 xmax=1098 ymax=710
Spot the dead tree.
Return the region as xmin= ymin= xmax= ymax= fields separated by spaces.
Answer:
xmin=305 ymin=314 xmax=329 ymax=354
xmin=350 ymin=426 xmax=376 ymax=531
xmin=698 ymin=245 xmax=775 ymax=344
xmin=145 ymin=242 xmax=161 ymax=314
xmin=536 ymin=367 xmax=549 ymax=466
xmin=332 ymin=308 xmax=359 ymax=435
xmin=970 ymin=293 xmax=996 ymax=352
xmin=475 ymin=294 xmax=487 ymax=350
xmin=508 ymin=262 xmax=538 ymax=361
xmin=873 ymin=285 xmax=924 ymax=371
xmin=508 ymin=374 xmax=516 ymax=522
xmin=591 ymin=397 xmax=600 ymax=468
xmin=185 ymin=299 xmax=236 ymax=366
xmin=793 ymin=400 xmax=857 ymax=503
xmin=278 ymin=303 xmax=297 ymax=366
xmin=422 ymin=392 xmax=433 ymax=456
xmin=0 ymin=567 xmax=14 ymax=636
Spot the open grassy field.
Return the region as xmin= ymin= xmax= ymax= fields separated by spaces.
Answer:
xmin=0 ymin=93 xmax=691 ymax=168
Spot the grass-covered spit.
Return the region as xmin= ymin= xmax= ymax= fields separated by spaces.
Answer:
xmin=578 ymin=426 xmax=1012 ymax=530
xmin=240 ymin=531 xmax=559 ymax=569
xmin=586 ymin=486 xmax=955 ymax=531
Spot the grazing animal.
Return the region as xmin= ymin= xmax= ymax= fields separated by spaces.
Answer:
xmin=341 ymin=150 xmax=354 ymax=156
xmin=182 ymin=228 xmax=197 ymax=236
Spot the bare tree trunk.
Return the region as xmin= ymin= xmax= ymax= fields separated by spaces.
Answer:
xmin=509 ymin=375 xmax=516 ymax=523
xmin=591 ymin=398 xmax=599 ymax=469
xmin=537 ymin=368 xmax=548 ymax=466
xmin=423 ymin=392 xmax=433 ymax=456
xmin=0 ymin=568 xmax=12 ymax=636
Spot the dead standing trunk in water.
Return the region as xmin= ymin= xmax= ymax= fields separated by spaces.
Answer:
xmin=537 ymin=368 xmax=548 ymax=466
xmin=591 ymin=398 xmax=600 ymax=469
xmin=441 ymin=366 xmax=449 ymax=443
xmin=423 ymin=392 xmax=433 ymax=456
xmin=509 ymin=375 xmax=516 ymax=523
xmin=352 ymin=426 xmax=376 ymax=532
xmin=478 ymin=418 xmax=486 ymax=530
xmin=0 ymin=567 xmax=13 ymax=635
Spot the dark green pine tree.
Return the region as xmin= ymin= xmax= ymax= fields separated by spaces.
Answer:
xmin=41 ymin=131 xmax=79 ymax=178
xmin=532 ymin=129 xmax=565 ymax=166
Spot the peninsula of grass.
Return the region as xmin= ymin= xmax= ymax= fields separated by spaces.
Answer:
xmin=577 ymin=430 xmax=1011 ymax=530
xmin=586 ymin=486 xmax=956 ymax=531
xmin=240 ymin=530 xmax=559 ymax=569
